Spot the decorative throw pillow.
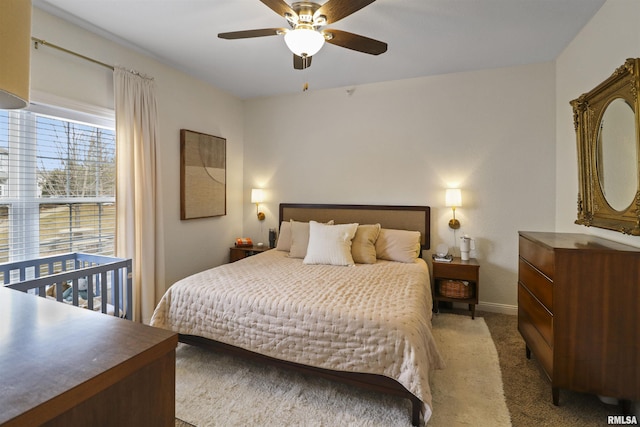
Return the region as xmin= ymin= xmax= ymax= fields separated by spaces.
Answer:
xmin=375 ymin=228 xmax=422 ymax=263
xmin=351 ymin=224 xmax=381 ymax=264
xmin=303 ymin=221 xmax=359 ymax=266
xmin=275 ymin=221 xmax=292 ymax=251
xmin=288 ymin=219 xmax=334 ymax=258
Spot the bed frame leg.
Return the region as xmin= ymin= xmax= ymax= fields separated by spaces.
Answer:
xmin=411 ymin=397 xmax=421 ymax=426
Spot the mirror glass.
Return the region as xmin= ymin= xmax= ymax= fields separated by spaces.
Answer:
xmin=597 ymin=98 xmax=638 ymax=211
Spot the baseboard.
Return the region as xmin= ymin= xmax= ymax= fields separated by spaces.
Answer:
xmin=477 ymin=301 xmax=517 ymax=316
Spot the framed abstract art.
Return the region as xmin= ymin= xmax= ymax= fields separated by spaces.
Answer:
xmin=180 ymin=129 xmax=226 ymax=219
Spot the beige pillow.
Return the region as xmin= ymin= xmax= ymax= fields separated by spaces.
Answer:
xmin=288 ymin=219 xmax=334 ymax=258
xmin=275 ymin=221 xmax=292 ymax=251
xmin=375 ymin=228 xmax=421 ymax=263
xmin=351 ymin=224 xmax=381 ymax=264
xmin=303 ymin=221 xmax=358 ymax=266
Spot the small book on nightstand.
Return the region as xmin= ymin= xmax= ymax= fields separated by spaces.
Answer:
xmin=432 ymin=254 xmax=453 ymax=262
xmin=235 ymin=237 xmax=253 ymax=247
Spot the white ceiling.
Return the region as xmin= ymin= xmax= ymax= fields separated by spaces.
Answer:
xmin=33 ymin=0 xmax=606 ymax=100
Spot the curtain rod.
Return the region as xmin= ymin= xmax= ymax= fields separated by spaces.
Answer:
xmin=32 ymin=36 xmax=114 ymax=71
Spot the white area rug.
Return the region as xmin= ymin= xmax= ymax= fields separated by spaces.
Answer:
xmin=175 ymin=313 xmax=511 ymax=426
xmin=429 ymin=314 xmax=511 ymax=426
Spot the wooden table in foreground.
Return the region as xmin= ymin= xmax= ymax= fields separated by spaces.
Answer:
xmin=0 ymin=286 xmax=178 ymax=427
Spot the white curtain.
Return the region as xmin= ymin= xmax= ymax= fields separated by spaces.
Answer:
xmin=113 ymin=66 xmax=165 ymax=323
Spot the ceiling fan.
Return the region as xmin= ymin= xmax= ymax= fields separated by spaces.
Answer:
xmin=218 ymin=0 xmax=387 ymax=70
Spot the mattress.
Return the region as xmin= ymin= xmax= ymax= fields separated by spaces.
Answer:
xmin=150 ymin=250 xmax=444 ymax=420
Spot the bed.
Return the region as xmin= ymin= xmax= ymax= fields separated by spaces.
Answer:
xmin=150 ymin=204 xmax=444 ymax=425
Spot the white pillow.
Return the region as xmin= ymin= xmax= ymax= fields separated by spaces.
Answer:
xmin=288 ymin=219 xmax=334 ymax=258
xmin=351 ymin=224 xmax=381 ymax=264
xmin=303 ymin=221 xmax=359 ymax=266
xmin=275 ymin=221 xmax=292 ymax=251
xmin=375 ymin=228 xmax=421 ymax=263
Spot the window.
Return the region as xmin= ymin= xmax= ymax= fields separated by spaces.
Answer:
xmin=0 ymin=104 xmax=116 ymax=263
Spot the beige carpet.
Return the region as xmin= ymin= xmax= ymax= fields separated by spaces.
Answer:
xmin=174 ymin=313 xmax=510 ymax=426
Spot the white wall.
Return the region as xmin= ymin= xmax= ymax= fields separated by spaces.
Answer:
xmin=243 ymin=62 xmax=556 ymax=311
xmin=36 ymin=1 xmax=613 ymax=311
xmin=31 ymin=8 xmax=246 ymax=292
xmin=556 ymin=0 xmax=640 ymax=246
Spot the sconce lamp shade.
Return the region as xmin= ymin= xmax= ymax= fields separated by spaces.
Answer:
xmin=251 ymin=188 xmax=265 ymax=221
xmin=445 ymin=188 xmax=462 ymax=208
xmin=445 ymin=188 xmax=462 ymax=229
xmin=0 ymin=0 xmax=32 ymax=109
xmin=251 ymin=188 xmax=265 ymax=204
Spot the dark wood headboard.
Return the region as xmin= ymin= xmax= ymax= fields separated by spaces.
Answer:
xmin=279 ymin=203 xmax=431 ymax=250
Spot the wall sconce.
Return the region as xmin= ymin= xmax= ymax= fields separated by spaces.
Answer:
xmin=0 ymin=0 xmax=32 ymax=109
xmin=251 ymin=189 xmax=265 ymax=221
xmin=445 ymin=188 xmax=462 ymax=229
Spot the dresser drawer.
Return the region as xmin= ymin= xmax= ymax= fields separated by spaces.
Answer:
xmin=519 ymin=236 xmax=555 ymax=279
xmin=518 ymin=300 xmax=553 ymax=379
xmin=518 ymin=283 xmax=553 ymax=348
xmin=518 ymin=258 xmax=553 ymax=312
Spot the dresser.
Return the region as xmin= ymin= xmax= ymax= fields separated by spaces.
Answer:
xmin=518 ymin=231 xmax=640 ymax=406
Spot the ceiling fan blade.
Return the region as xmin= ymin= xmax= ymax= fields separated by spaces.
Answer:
xmin=293 ymin=54 xmax=312 ymax=70
xmin=324 ymin=29 xmax=387 ymax=55
xmin=315 ymin=0 xmax=377 ymax=25
xmin=218 ymin=28 xmax=286 ymax=40
xmin=259 ymin=0 xmax=298 ymax=20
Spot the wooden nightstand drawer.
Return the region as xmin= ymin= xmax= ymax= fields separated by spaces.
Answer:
xmin=229 ymin=245 xmax=270 ymax=262
xmin=433 ymin=261 xmax=479 ymax=281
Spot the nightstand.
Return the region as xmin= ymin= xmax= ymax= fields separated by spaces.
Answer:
xmin=229 ymin=245 xmax=270 ymax=263
xmin=432 ymin=257 xmax=480 ymax=319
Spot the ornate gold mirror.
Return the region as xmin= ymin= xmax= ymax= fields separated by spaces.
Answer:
xmin=571 ymin=58 xmax=640 ymax=235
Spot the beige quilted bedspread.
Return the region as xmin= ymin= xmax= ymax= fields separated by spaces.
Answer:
xmin=150 ymin=250 xmax=444 ymax=421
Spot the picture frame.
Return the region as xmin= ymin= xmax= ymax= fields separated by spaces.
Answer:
xmin=571 ymin=58 xmax=640 ymax=235
xmin=180 ymin=129 xmax=226 ymax=220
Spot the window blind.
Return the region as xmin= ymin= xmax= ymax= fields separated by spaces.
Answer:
xmin=0 ymin=106 xmax=116 ymax=263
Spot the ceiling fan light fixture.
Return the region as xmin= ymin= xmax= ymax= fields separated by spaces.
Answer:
xmin=284 ymin=27 xmax=325 ymax=57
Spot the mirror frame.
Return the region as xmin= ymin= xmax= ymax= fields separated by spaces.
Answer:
xmin=571 ymin=58 xmax=640 ymax=235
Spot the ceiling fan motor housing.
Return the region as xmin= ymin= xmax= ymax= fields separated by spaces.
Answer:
xmin=291 ymin=2 xmax=326 ymax=27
